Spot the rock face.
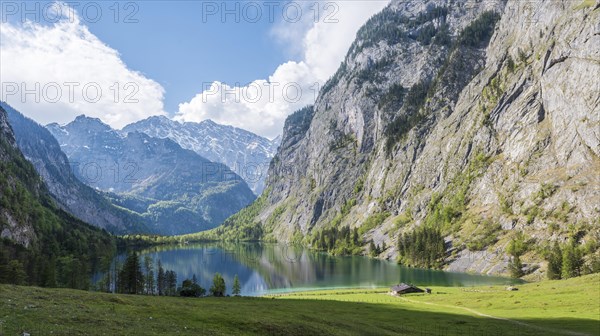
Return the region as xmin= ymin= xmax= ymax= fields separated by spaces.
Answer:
xmin=3 ymin=103 xmax=149 ymax=234
xmin=47 ymin=116 xmax=256 ymax=235
xmin=0 ymin=106 xmax=37 ymax=247
xmin=232 ymin=0 xmax=600 ymax=277
xmin=123 ymin=116 xmax=279 ymax=195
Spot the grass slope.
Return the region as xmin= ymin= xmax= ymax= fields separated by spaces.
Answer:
xmin=0 ymin=274 xmax=597 ymax=335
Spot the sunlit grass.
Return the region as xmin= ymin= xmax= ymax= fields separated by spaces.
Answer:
xmin=0 ymin=274 xmax=597 ymax=335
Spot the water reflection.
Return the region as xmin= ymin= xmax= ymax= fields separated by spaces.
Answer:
xmin=117 ymin=242 xmax=518 ymax=296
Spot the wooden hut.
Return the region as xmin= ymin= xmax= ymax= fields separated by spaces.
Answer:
xmin=390 ymin=283 xmax=424 ymax=295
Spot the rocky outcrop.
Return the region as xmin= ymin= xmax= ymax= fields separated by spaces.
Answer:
xmin=233 ymin=0 xmax=600 ymax=277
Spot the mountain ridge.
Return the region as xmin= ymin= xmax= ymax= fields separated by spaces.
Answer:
xmin=123 ymin=115 xmax=280 ymax=194
xmin=47 ymin=115 xmax=256 ymax=235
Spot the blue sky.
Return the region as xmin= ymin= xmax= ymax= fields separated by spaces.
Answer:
xmin=84 ymin=1 xmax=292 ymax=114
xmin=0 ymin=0 xmax=389 ymax=137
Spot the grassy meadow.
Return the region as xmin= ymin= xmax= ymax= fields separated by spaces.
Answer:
xmin=0 ymin=274 xmax=597 ymax=335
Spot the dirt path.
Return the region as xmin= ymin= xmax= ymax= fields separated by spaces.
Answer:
xmin=393 ymin=295 xmax=591 ymax=336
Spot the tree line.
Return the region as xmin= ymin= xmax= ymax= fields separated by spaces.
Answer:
xmin=505 ymin=233 xmax=599 ymax=279
xmin=97 ymin=252 xmax=241 ymax=297
xmin=545 ymin=239 xmax=599 ymax=280
xmin=312 ymin=226 xmax=362 ymax=256
xmin=397 ymin=226 xmax=445 ymax=269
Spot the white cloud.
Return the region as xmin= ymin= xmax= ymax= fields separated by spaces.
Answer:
xmin=177 ymin=61 xmax=317 ymax=137
xmin=176 ymin=0 xmax=389 ymax=139
xmin=0 ymin=1 xmax=389 ymax=137
xmin=0 ymin=2 xmax=166 ymax=129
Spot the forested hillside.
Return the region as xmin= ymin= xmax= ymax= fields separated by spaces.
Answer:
xmin=3 ymin=102 xmax=149 ymax=234
xmin=0 ymin=106 xmax=114 ymax=288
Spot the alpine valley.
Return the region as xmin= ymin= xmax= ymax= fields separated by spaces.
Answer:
xmin=3 ymin=103 xmax=149 ymax=234
xmin=1 ymin=1 xmax=599 ymax=334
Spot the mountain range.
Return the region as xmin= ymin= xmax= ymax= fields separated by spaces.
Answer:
xmin=2 ymin=101 xmax=278 ymax=236
xmin=123 ymin=116 xmax=279 ymax=195
xmin=46 ymin=116 xmax=256 ymax=235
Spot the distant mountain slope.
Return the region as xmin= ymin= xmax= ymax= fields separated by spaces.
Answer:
xmin=123 ymin=116 xmax=279 ymax=194
xmin=47 ymin=116 xmax=256 ymax=235
xmin=2 ymin=102 xmax=149 ymax=234
xmin=0 ymin=106 xmax=114 ymax=288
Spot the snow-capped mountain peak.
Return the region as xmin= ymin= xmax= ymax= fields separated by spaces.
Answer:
xmin=123 ymin=117 xmax=278 ymax=194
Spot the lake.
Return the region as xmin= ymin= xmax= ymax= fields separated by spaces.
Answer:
xmin=114 ymin=242 xmax=519 ymax=296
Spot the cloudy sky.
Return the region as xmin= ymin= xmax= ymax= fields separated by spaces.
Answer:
xmin=0 ymin=1 xmax=389 ymax=139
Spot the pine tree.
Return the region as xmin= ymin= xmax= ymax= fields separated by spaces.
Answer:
xmin=144 ymin=255 xmax=154 ymax=294
xmin=157 ymin=260 xmax=165 ymax=295
xmin=97 ymin=270 xmax=111 ymax=292
xmin=509 ymin=255 xmax=524 ymax=278
xmin=232 ymin=274 xmax=241 ymax=296
xmin=118 ymin=252 xmax=144 ymax=294
xmin=40 ymin=257 xmax=57 ymax=287
xmin=369 ymin=240 xmax=377 ymax=257
xmin=7 ymin=260 xmax=27 ymax=285
xmin=319 ymin=233 xmax=326 ymax=250
xmin=147 ymin=269 xmax=155 ymax=295
xmin=353 ymin=228 xmax=359 ymax=245
xmin=586 ymin=254 xmax=600 ymax=274
xmin=546 ymin=242 xmax=562 ymax=280
xmin=113 ymin=260 xmax=120 ymax=293
xmin=0 ymin=248 xmax=9 ymax=283
xmin=561 ymin=239 xmax=583 ymax=279
xmin=165 ymin=270 xmax=177 ymax=296
xmin=210 ymin=272 xmax=226 ymax=297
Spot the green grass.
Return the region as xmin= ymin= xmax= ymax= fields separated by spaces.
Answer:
xmin=0 ymin=274 xmax=598 ymax=335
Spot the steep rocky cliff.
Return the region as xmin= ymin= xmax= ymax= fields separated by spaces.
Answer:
xmin=229 ymin=0 xmax=600 ymax=278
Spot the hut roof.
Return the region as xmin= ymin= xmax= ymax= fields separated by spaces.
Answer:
xmin=391 ymin=283 xmax=423 ymax=292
